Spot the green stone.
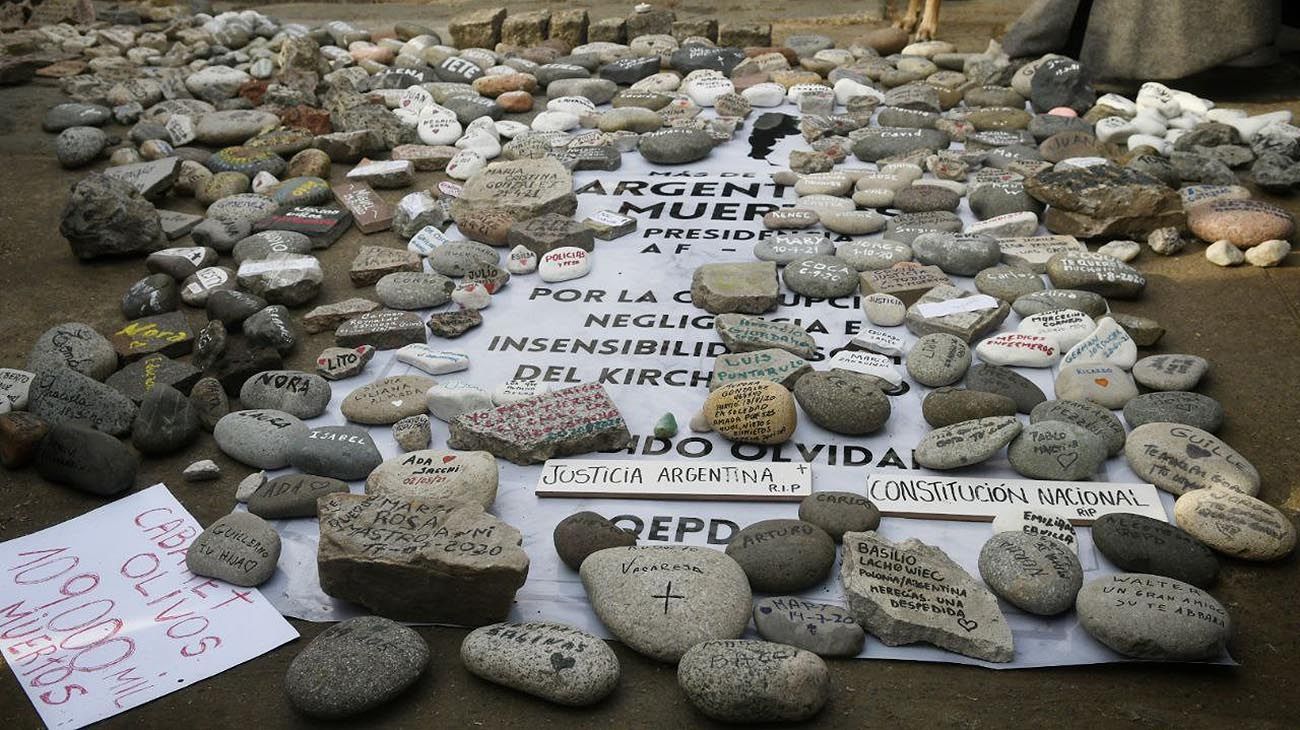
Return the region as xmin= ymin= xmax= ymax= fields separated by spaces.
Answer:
xmin=653 ymin=412 xmax=678 ymax=439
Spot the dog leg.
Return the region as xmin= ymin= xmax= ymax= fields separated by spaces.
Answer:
xmin=894 ymin=0 xmax=922 ymax=33
xmin=913 ymin=0 xmax=940 ymax=41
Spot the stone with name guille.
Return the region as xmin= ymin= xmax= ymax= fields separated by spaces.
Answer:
xmin=448 ymin=382 xmax=632 ymax=465
xmin=317 ymin=493 xmax=530 ymax=624
xmin=580 ymin=545 xmax=752 ymax=663
xmin=840 ymin=532 xmax=1013 ymax=662
xmin=1124 ymin=422 xmax=1259 ymax=497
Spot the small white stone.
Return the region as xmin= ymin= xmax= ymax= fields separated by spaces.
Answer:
xmin=1062 ymin=317 xmax=1137 ymax=370
xmin=684 ymin=76 xmax=734 ymax=107
xmin=1095 ymin=93 xmax=1137 ymax=117
xmin=862 ymin=292 xmax=906 ymax=327
xmin=1017 ymin=309 xmax=1097 ymax=351
xmin=506 ymin=245 xmax=539 ymax=274
xmin=1205 ymin=239 xmax=1245 ymax=266
xmin=236 ymin=470 xmax=266 ymax=502
xmin=1097 ymin=239 xmax=1140 ymax=263
xmin=967 ymin=211 xmax=1039 ymax=239
xmin=833 ymin=78 xmax=883 ymax=105
xmin=495 ymin=120 xmax=530 ymax=138
xmin=975 ymin=333 xmax=1060 ymax=368
xmin=1245 ymin=239 xmax=1291 ymax=268
xmin=1221 ymin=110 xmax=1292 ymax=143
xmin=399 ymin=86 xmax=433 ymax=113
xmin=547 ymin=95 xmax=597 ymax=115
xmin=446 ymin=149 xmax=487 ymax=180
xmin=426 ymin=380 xmax=494 ymax=422
xmin=452 ymin=282 xmax=492 ymax=310
xmin=182 ymin=459 xmax=222 ymax=482
xmin=742 ymin=82 xmax=786 ymax=108
xmin=538 ymin=246 xmax=591 ymax=283
xmin=630 ymin=72 xmax=682 ymax=93
xmin=1136 ymin=82 xmax=1181 ymax=118
xmin=251 ymin=170 xmax=279 ymax=194
xmin=531 ymin=110 xmax=580 ymax=132
xmin=417 ymin=114 xmax=462 ymax=145
xmin=1126 ymin=134 xmax=1171 ymax=155
xmin=396 ymin=344 xmax=470 ymax=375
xmin=689 ymin=410 xmax=712 ymax=433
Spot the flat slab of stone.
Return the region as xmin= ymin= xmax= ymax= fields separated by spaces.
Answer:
xmin=841 ymin=532 xmax=1013 ymax=662
xmin=335 ymin=310 xmax=426 ymax=350
xmin=365 ymin=449 xmax=499 ymax=508
xmin=448 ymin=383 xmax=631 ymax=465
xmin=715 ymin=314 xmax=817 ymax=358
xmin=859 ymin=265 xmax=951 ymax=306
xmin=691 ymin=262 xmax=779 ymax=314
xmin=905 ymin=285 xmax=1009 ymax=343
xmin=28 ymin=366 xmax=138 ymax=436
xmin=710 ymin=348 xmax=810 ymax=391
xmin=317 ymin=493 xmax=529 ymax=624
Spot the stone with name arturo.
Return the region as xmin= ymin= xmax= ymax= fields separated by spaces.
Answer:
xmin=1091 ymin=513 xmax=1219 ymax=588
xmin=448 ymin=383 xmax=632 ymax=465
xmin=841 ymin=532 xmax=1013 ymax=662
xmin=461 ymin=622 xmax=620 ymax=707
xmin=978 ymin=531 xmax=1083 ymax=616
xmin=289 ymin=425 xmax=383 ymax=481
xmin=212 ymin=409 xmax=308 ymax=469
xmin=1076 ymin=574 xmax=1230 ymax=660
xmin=1124 ymin=422 xmax=1259 ymax=497
xmin=318 ymin=493 xmax=529 ymax=623
xmin=580 ymin=545 xmax=752 ymax=663
xmin=678 ymin=640 xmax=830 ymax=723
xmin=186 ymin=512 xmax=281 ymax=587
xmin=1175 ymin=488 xmax=1296 ymax=561
xmin=286 ymin=617 xmax=429 ymax=719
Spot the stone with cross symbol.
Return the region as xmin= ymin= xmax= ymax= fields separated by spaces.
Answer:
xmin=580 ymin=545 xmax=751 ymax=663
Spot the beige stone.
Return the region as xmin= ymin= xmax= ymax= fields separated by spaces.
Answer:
xmin=704 ymin=379 xmax=797 ymax=445
xmin=1175 ymin=488 xmax=1296 ymax=561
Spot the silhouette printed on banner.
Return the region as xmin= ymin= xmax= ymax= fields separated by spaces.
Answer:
xmin=747 ymin=112 xmax=800 ymax=165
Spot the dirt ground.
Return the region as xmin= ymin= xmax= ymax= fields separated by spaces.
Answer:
xmin=2 ymin=0 xmax=1300 ymax=727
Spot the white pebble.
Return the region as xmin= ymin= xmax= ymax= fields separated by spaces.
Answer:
xmin=1245 ymin=239 xmax=1290 ymax=268
xmin=1205 ymin=239 xmax=1244 ymax=267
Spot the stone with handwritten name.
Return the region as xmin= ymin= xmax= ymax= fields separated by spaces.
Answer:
xmin=915 ymin=416 xmax=1022 ymax=471
xmin=491 ymin=379 xmax=551 ymax=406
xmin=1029 ymin=399 xmax=1125 ymax=456
xmin=341 ymin=375 xmax=437 ymax=424
xmin=1175 ymin=488 xmax=1296 ymax=561
xmin=112 ymin=311 xmax=195 ymax=362
xmin=991 ymin=507 xmax=1078 ymax=554
xmin=1061 ymin=317 xmax=1137 ymax=370
xmin=35 ymin=422 xmax=137 ymax=496
xmin=1091 ymin=513 xmax=1218 ymax=587
xmin=1187 ymin=199 xmax=1295 ymax=248
xmin=461 ymin=622 xmax=620 ymax=707
xmin=350 ymin=246 xmax=422 ymax=287
xmin=1125 ymin=422 xmax=1259 ymax=497
xmin=365 ymin=449 xmax=498 ymax=508
xmin=922 ymin=388 xmax=1018 ymax=428
xmin=710 ymin=349 xmax=810 ymax=392
xmin=375 ymin=271 xmax=455 ymax=310
xmin=793 ymin=371 xmax=891 ymax=436
xmin=26 ymin=322 xmax=117 ymax=381
xmin=104 ymin=353 xmax=202 ymax=404
xmin=753 ymin=597 xmax=865 ymax=657
xmin=213 ymin=408 xmax=309 ymax=469
xmin=906 ymin=333 xmax=971 ymax=387
xmin=726 ymin=519 xmax=836 ymax=593
xmin=315 ymin=345 xmax=375 ymax=381
xmin=678 ymin=639 xmax=830 ymax=722
xmin=318 ymin=493 xmax=530 ymax=623
xmin=286 ymin=616 xmax=429 ymax=718
xmin=335 ymin=309 xmax=428 ymax=351
xmin=426 ymin=381 xmax=494 ymax=422
xmin=715 ymin=314 xmax=817 ymax=358
xmin=121 ymin=273 xmax=179 ymax=320
xmin=187 ymin=511 xmax=282 ymax=587
xmin=0 ymin=413 xmax=47 ymax=468
xmin=978 ymin=531 xmax=1082 ymax=616
xmin=448 ymin=382 xmax=632 ymax=465
xmin=781 ymin=255 xmax=860 ymax=299
xmin=1007 ymin=421 xmax=1107 ymax=481
xmin=239 ymin=370 xmax=331 ymax=419
xmin=1132 ymin=354 xmax=1210 ymax=392
xmin=1123 ymin=392 xmax=1224 ymax=433
xmin=1016 ymin=309 xmax=1097 ymax=352
xmin=841 ymin=532 xmax=1013 ymax=662
xmin=1054 ymin=363 xmax=1139 ymax=410
xmin=704 ymin=379 xmax=798 ymax=446
xmin=303 ymin=299 xmax=381 ymax=335
xmin=450 ymin=158 xmax=576 ymax=227
xmin=248 ymin=473 xmax=349 ymax=519
xmin=288 ymin=425 xmax=383 ymax=481
xmin=27 ymin=366 xmax=138 ymax=436
xmin=859 ymin=265 xmax=951 ymax=306
xmin=580 ymin=545 xmax=752 ymax=663
xmin=1045 ymin=251 xmax=1146 ymax=300
xmin=1076 ymin=574 xmax=1230 ymax=660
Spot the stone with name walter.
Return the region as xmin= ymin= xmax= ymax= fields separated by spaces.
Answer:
xmin=450 ymin=158 xmax=576 ymax=227
xmin=859 ymin=265 xmax=951 ymax=306
xmin=841 ymin=532 xmax=1013 ymax=662
xmin=715 ymin=314 xmax=817 ymax=358
xmin=351 ymin=246 xmax=422 ymax=287
xmin=580 ymin=545 xmax=752 ymax=663
xmin=317 ymin=493 xmax=529 ymax=624
xmin=334 ymin=181 xmax=395 ymax=234
xmin=710 ymin=348 xmax=810 ymax=391
xmin=366 ymin=449 xmax=498 ymax=508
xmin=252 ymin=206 xmax=352 ymax=249
xmin=111 ymin=311 xmax=194 ymax=361
xmin=448 ymin=383 xmax=632 ymax=465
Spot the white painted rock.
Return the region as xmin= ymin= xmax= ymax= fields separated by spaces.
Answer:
xmin=426 ymin=381 xmax=494 ymax=422
xmin=506 ymin=245 xmax=538 ymax=274
xmin=396 ymin=344 xmax=471 ymax=375
xmin=1017 ymin=309 xmax=1097 ymax=351
xmin=452 ymin=282 xmax=492 ymax=310
xmin=975 ymin=333 xmax=1060 ymax=368
xmin=492 ymin=379 xmax=551 ymax=405
xmin=539 ymin=247 xmax=591 ymax=283
xmin=1061 ymin=317 xmax=1137 ymax=370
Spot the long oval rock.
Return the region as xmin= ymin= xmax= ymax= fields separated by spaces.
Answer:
xmin=678 ymin=640 xmax=830 ymax=722
xmin=1124 ymin=422 xmax=1259 ymax=496
xmin=1091 ymin=513 xmax=1219 ymax=587
xmin=212 ymin=409 xmax=308 ymax=469
xmin=916 ymin=416 xmax=1022 ymax=470
xmin=286 ymin=616 xmax=429 ymax=718
xmin=461 ymin=622 xmax=619 ymax=706
xmin=1174 ymin=488 xmax=1297 ymax=561
xmin=1076 ymin=573 xmax=1229 ymax=660
xmin=724 ymin=519 xmax=836 ymax=593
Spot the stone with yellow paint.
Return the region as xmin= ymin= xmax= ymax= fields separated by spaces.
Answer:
xmin=704 ymin=379 xmax=797 ymax=445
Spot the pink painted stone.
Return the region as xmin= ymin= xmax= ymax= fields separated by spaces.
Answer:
xmin=1048 ymin=106 xmax=1078 ymax=118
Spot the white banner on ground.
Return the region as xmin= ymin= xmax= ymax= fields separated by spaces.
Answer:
xmin=250 ymin=110 xmax=1229 ymax=670
xmin=0 ymin=485 xmax=298 ymax=729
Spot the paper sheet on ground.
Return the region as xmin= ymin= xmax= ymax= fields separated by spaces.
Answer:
xmin=250 ymin=110 xmax=1228 ymax=669
xmin=0 ymin=485 xmax=298 ymax=729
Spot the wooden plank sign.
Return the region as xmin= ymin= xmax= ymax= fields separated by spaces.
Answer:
xmin=537 ymin=460 xmax=812 ymax=501
xmin=864 ymin=473 xmax=1167 ymax=525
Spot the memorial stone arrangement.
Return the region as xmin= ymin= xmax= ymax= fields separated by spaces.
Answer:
xmin=0 ymin=0 xmax=1298 ymax=724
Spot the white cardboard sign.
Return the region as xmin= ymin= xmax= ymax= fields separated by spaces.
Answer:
xmin=0 ymin=485 xmax=298 ymax=729
xmin=865 ymin=474 xmax=1167 ymax=524
xmin=536 ymin=459 xmax=812 ymax=501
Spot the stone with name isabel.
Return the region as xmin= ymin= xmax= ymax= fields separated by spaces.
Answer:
xmin=350 ymin=246 xmax=422 ymax=287
xmin=186 ymin=512 xmax=281 ymax=587
xmin=316 ymin=345 xmax=375 ymax=381
xmin=286 ymin=616 xmax=429 ymax=719
xmin=448 ymin=383 xmax=632 ymax=465
xmin=462 ymin=622 xmax=620 ymax=707
xmin=27 ymin=366 xmax=138 ymax=436
xmin=725 ymin=519 xmax=836 ymax=593
xmin=1076 ymin=574 xmax=1230 ymax=660
xmin=289 ymin=425 xmax=383 ymax=481
xmin=1175 ymin=488 xmax=1296 ymax=562
xmin=248 ymin=474 xmax=349 ymax=519
xmin=916 ymin=416 xmax=1022 ymax=470
xmin=1091 ymin=513 xmax=1218 ymax=587
xmin=213 ymin=409 xmax=309 ymax=469
xmin=691 ymin=262 xmax=779 ymax=314
xmin=318 ymin=493 xmax=529 ymax=623
xmin=905 ymin=285 xmax=1010 ymax=343
xmin=341 ymin=375 xmax=437 ymax=425
xmin=1125 ymin=422 xmax=1259 ymax=496
xmin=366 ymin=449 xmax=498 ymax=508
xmin=715 ymin=314 xmax=817 ymax=358
xmin=27 ymin=322 xmax=117 ymax=381
xmin=581 ymin=545 xmax=752 ymax=663
xmin=978 ymin=531 xmax=1082 ymax=616
xmin=304 ymin=298 xmax=380 ymax=334
xmin=841 ymin=532 xmax=1013 ymax=662
xmin=252 ymin=206 xmax=352 ymax=249
xmin=678 ymin=640 xmax=830 ymax=723
xmin=35 ymin=422 xmax=137 ymax=496
xmin=336 ymin=310 xmax=427 ymax=350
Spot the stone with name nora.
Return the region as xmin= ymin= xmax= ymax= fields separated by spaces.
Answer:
xmin=1076 ymin=574 xmax=1229 ymax=660
xmin=461 ymin=622 xmax=620 ymax=706
xmin=678 ymin=640 xmax=830 ymax=723
xmin=448 ymin=383 xmax=632 ymax=465
xmin=841 ymin=532 xmax=1013 ymax=662
xmin=186 ymin=511 xmax=281 ymax=587
xmin=317 ymin=493 xmax=529 ymax=624
xmin=365 ymin=449 xmax=499 ymax=508
xmin=580 ymin=545 xmax=752 ymax=663
xmin=238 ymin=369 xmax=331 ymax=419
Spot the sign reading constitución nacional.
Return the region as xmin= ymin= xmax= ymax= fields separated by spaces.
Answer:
xmin=864 ymin=474 xmax=1167 ymax=524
